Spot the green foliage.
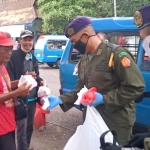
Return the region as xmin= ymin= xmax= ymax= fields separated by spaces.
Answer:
xmin=37 ymin=0 xmax=150 ymax=34
xmin=117 ymin=0 xmax=150 ymax=16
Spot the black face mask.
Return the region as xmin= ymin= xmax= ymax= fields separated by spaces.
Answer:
xmin=73 ymin=34 xmax=95 ymax=54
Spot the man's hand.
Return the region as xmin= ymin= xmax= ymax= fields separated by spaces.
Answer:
xmin=91 ymin=92 xmax=103 ymax=106
xmin=81 ymin=92 xmax=104 ymax=107
xmin=15 ymin=82 xmax=32 ymax=96
xmin=26 ymin=71 xmax=37 ymax=79
xmin=40 ymin=80 xmax=44 ymax=86
xmin=42 ymin=96 xmax=62 ymax=110
xmin=125 ymin=133 xmax=150 ymax=148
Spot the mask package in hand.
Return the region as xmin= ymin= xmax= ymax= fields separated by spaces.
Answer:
xmin=74 ymin=86 xmax=88 ymax=105
xmin=38 ymin=80 xmax=51 ymax=110
xmin=74 ymin=86 xmax=97 ymax=105
xmin=18 ymin=75 xmax=37 ymax=90
xmin=37 ymin=80 xmax=51 ymax=98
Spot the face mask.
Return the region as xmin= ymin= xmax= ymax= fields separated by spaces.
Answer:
xmin=25 ymin=57 xmax=30 ymax=61
xmin=143 ymin=35 xmax=150 ymax=58
xmin=73 ymin=35 xmax=95 ymax=54
xmin=25 ymin=53 xmax=30 ymax=60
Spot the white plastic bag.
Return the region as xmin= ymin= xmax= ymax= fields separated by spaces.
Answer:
xmin=64 ymin=106 xmax=113 ymax=150
xmin=37 ymin=81 xmax=51 ymax=97
xmin=42 ymin=96 xmax=50 ymax=110
xmin=18 ymin=75 xmax=37 ymax=90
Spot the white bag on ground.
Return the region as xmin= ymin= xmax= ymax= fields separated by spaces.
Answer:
xmin=64 ymin=106 xmax=113 ymax=150
xmin=18 ymin=75 xmax=37 ymax=90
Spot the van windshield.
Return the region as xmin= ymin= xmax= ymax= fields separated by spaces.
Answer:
xmin=47 ymin=40 xmax=67 ymax=50
xmin=35 ymin=39 xmax=45 ymax=50
xmin=108 ymin=32 xmax=140 ymax=61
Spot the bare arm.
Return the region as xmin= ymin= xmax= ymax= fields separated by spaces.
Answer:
xmin=0 ymin=82 xmax=32 ymax=104
xmin=0 ymin=90 xmax=19 ymax=103
xmin=11 ymin=80 xmax=19 ymax=89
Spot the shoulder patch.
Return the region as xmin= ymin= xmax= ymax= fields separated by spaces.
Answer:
xmin=118 ymin=52 xmax=128 ymax=57
xmin=97 ymin=49 xmax=102 ymax=55
xmin=121 ymin=57 xmax=131 ymax=67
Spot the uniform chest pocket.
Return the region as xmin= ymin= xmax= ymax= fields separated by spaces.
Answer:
xmin=95 ymin=65 xmax=113 ymax=72
xmin=94 ymin=65 xmax=115 ymax=82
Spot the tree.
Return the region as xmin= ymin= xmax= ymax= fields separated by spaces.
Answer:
xmin=117 ymin=0 xmax=150 ymax=17
xmin=37 ymin=0 xmax=150 ymax=34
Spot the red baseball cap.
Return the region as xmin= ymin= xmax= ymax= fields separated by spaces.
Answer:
xmin=0 ymin=32 xmax=15 ymax=46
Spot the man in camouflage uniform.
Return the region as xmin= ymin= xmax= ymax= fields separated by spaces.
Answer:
xmin=44 ymin=16 xmax=145 ymax=145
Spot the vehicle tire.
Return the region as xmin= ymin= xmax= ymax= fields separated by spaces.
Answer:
xmin=47 ymin=63 xmax=53 ymax=67
xmin=55 ymin=59 xmax=60 ymax=69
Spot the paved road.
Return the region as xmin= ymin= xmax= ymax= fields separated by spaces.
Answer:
xmin=31 ymin=63 xmax=83 ymax=150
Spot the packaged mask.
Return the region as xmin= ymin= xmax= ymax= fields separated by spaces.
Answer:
xmin=18 ymin=75 xmax=37 ymax=90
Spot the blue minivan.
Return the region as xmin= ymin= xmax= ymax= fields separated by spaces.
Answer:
xmin=59 ymin=17 xmax=150 ymax=133
xmin=34 ymin=35 xmax=68 ymax=68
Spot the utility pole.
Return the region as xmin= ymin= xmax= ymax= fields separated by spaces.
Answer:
xmin=114 ymin=0 xmax=117 ymax=17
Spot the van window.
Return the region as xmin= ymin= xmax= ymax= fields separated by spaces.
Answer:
xmin=47 ymin=40 xmax=67 ymax=50
xmin=35 ymin=39 xmax=45 ymax=50
xmin=69 ymin=32 xmax=140 ymax=63
xmin=69 ymin=45 xmax=83 ymax=63
xmin=107 ymin=32 xmax=140 ymax=61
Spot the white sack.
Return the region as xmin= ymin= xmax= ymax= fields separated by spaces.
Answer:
xmin=64 ymin=106 xmax=114 ymax=150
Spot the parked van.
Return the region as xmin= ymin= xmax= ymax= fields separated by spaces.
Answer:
xmin=34 ymin=35 xmax=68 ymax=68
xmin=59 ymin=17 xmax=150 ymax=133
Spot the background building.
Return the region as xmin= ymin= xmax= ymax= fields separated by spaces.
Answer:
xmin=0 ymin=0 xmax=42 ymax=43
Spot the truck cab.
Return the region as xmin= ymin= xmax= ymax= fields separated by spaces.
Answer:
xmin=59 ymin=17 xmax=150 ymax=133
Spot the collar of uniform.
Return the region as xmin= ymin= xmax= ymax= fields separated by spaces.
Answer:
xmin=81 ymin=54 xmax=88 ymax=61
xmin=81 ymin=41 xmax=106 ymax=60
xmin=94 ymin=40 xmax=106 ymax=56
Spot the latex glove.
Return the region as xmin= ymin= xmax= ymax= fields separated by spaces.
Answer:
xmin=42 ymin=96 xmax=62 ymax=110
xmin=82 ymin=92 xmax=104 ymax=106
xmin=124 ymin=133 xmax=150 ymax=149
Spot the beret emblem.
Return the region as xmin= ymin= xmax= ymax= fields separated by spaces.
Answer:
xmin=134 ymin=11 xmax=143 ymax=27
xmin=67 ymin=28 xmax=74 ymax=36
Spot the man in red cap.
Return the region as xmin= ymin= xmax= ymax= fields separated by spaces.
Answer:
xmin=0 ymin=31 xmax=31 ymax=150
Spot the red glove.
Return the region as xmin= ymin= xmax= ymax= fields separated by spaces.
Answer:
xmin=80 ymin=87 xmax=97 ymax=104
